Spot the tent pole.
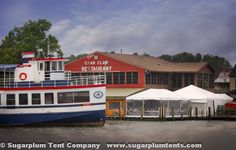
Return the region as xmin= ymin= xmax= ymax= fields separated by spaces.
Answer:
xmin=213 ymin=100 xmax=215 ymax=116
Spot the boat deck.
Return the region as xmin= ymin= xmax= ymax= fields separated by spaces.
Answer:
xmin=0 ymin=75 xmax=106 ymax=88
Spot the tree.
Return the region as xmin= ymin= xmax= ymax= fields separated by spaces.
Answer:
xmin=195 ymin=53 xmax=202 ymax=62
xmin=0 ymin=19 xmax=63 ymax=64
xmin=159 ymin=52 xmax=231 ymax=73
xmin=202 ymin=54 xmax=231 ymax=73
xmin=159 ymin=55 xmax=172 ymax=62
xmin=172 ymin=52 xmax=195 ymax=62
xmin=66 ymin=53 xmax=88 ymax=64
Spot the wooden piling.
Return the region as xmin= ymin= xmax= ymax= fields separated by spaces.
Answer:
xmin=208 ymin=107 xmax=211 ymax=118
xmin=189 ymin=107 xmax=192 ymax=119
xmin=159 ymin=107 xmax=162 ymax=120
xmin=172 ymin=107 xmax=174 ymax=121
xmin=141 ymin=101 xmax=144 ymax=120
xmin=119 ymin=101 xmax=123 ymax=120
xmin=162 ymin=106 xmax=165 ymax=121
xmin=195 ymin=107 xmax=198 ymax=118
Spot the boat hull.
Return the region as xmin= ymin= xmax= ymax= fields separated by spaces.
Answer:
xmin=0 ymin=109 xmax=105 ymax=126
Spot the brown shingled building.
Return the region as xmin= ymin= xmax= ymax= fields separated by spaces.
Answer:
xmin=65 ymin=51 xmax=215 ymax=117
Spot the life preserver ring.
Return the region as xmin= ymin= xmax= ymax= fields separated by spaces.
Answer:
xmin=19 ymin=72 xmax=27 ymax=80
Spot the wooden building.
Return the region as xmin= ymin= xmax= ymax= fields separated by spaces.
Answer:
xmin=65 ymin=51 xmax=215 ymax=117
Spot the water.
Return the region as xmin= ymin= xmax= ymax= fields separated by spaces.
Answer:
xmin=0 ymin=120 xmax=236 ymax=150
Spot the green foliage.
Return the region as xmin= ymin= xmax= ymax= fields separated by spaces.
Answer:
xmin=66 ymin=53 xmax=88 ymax=64
xmin=159 ymin=52 xmax=231 ymax=73
xmin=159 ymin=55 xmax=172 ymax=62
xmin=172 ymin=52 xmax=195 ymax=62
xmin=0 ymin=19 xmax=63 ymax=64
xmin=202 ymin=54 xmax=231 ymax=73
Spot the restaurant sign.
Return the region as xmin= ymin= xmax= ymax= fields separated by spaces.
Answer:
xmin=81 ymin=54 xmax=112 ymax=72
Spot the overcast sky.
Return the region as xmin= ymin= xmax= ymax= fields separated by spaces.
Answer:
xmin=0 ymin=0 xmax=235 ymax=65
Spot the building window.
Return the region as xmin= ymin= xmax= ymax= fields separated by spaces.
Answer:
xmin=58 ymin=92 xmax=73 ymax=103
xmin=198 ymin=73 xmax=203 ymax=88
xmin=127 ymin=72 xmax=132 ymax=84
xmin=126 ymin=72 xmax=138 ymax=84
xmin=32 ymin=94 xmax=41 ymax=105
xmin=6 ymin=94 xmax=15 ymax=105
xmin=0 ymin=94 xmax=1 ymax=106
xmin=19 ymin=94 xmax=28 ymax=105
xmin=52 ymin=62 xmax=57 ymax=71
xmin=45 ymin=93 xmax=54 ymax=104
xmin=113 ymin=72 xmax=125 ymax=84
xmin=184 ymin=73 xmax=194 ymax=86
xmin=209 ymin=74 xmax=214 ymax=88
xmin=198 ymin=73 xmax=214 ymax=88
xmin=133 ymin=72 xmax=138 ymax=84
xmin=109 ymin=102 xmax=120 ymax=110
xmin=145 ymin=72 xmax=168 ymax=85
xmin=106 ymin=73 xmax=112 ymax=84
xmin=74 ymin=91 xmax=89 ymax=103
xmin=172 ymin=73 xmax=182 ymax=88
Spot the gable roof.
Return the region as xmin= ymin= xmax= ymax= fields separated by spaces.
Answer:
xmin=101 ymin=52 xmax=213 ymax=73
xmin=214 ymin=72 xmax=230 ymax=83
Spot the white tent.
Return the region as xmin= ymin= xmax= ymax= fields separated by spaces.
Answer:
xmin=126 ymin=89 xmax=182 ymax=101
xmin=213 ymin=94 xmax=233 ymax=112
xmin=174 ymin=85 xmax=221 ymax=103
xmin=126 ymin=89 xmax=184 ymax=118
xmin=216 ymin=94 xmax=233 ymax=101
xmin=174 ymin=85 xmax=228 ymax=116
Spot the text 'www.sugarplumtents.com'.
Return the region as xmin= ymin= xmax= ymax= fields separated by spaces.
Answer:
xmin=106 ymin=142 xmax=202 ymax=149
xmin=0 ymin=142 xmax=202 ymax=149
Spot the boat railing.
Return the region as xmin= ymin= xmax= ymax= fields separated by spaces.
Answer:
xmin=0 ymin=75 xmax=106 ymax=88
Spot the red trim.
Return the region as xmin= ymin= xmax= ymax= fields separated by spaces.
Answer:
xmin=17 ymin=64 xmax=31 ymax=68
xmin=33 ymin=58 xmax=66 ymax=61
xmin=0 ymin=84 xmax=106 ymax=91
xmin=21 ymin=52 xmax=35 ymax=55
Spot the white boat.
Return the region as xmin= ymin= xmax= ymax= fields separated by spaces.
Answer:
xmin=0 ymin=52 xmax=106 ymax=126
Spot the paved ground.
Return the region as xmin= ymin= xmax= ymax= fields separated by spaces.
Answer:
xmin=0 ymin=120 xmax=236 ymax=150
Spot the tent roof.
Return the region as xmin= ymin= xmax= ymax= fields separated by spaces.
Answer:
xmin=174 ymin=85 xmax=221 ymax=102
xmin=126 ymin=89 xmax=183 ymax=101
xmin=215 ymin=94 xmax=233 ymax=101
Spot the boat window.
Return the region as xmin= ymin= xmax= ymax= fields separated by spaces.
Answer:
xmin=45 ymin=62 xmax=50 ymax=71
xmin=40 ymin=63 xmax=44 ymax=71
xmin=58 ymin=61 xmax=63 ymax=71
xmin=6 ymin=94 xmax=15 ymax=105
xmin=45 ymin=93 xmax=54 ymax=104
xmin=74 ymin=91 xmax=89 ymax=103
xmin=19 ymin=94 xmax=28 ymax=105
xmin=32 ymin=94 xmax=41 ymax=105
xmin=58 ymin=92 xmax=73 ymax=103
xmin=52 ymin=62 xmax=57 ymax=71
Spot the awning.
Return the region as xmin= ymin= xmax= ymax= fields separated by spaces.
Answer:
xmin=0 ymin=64 xmax=17 ymax=71
xmin=106 ymin=88 xmax=143 ymax=99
